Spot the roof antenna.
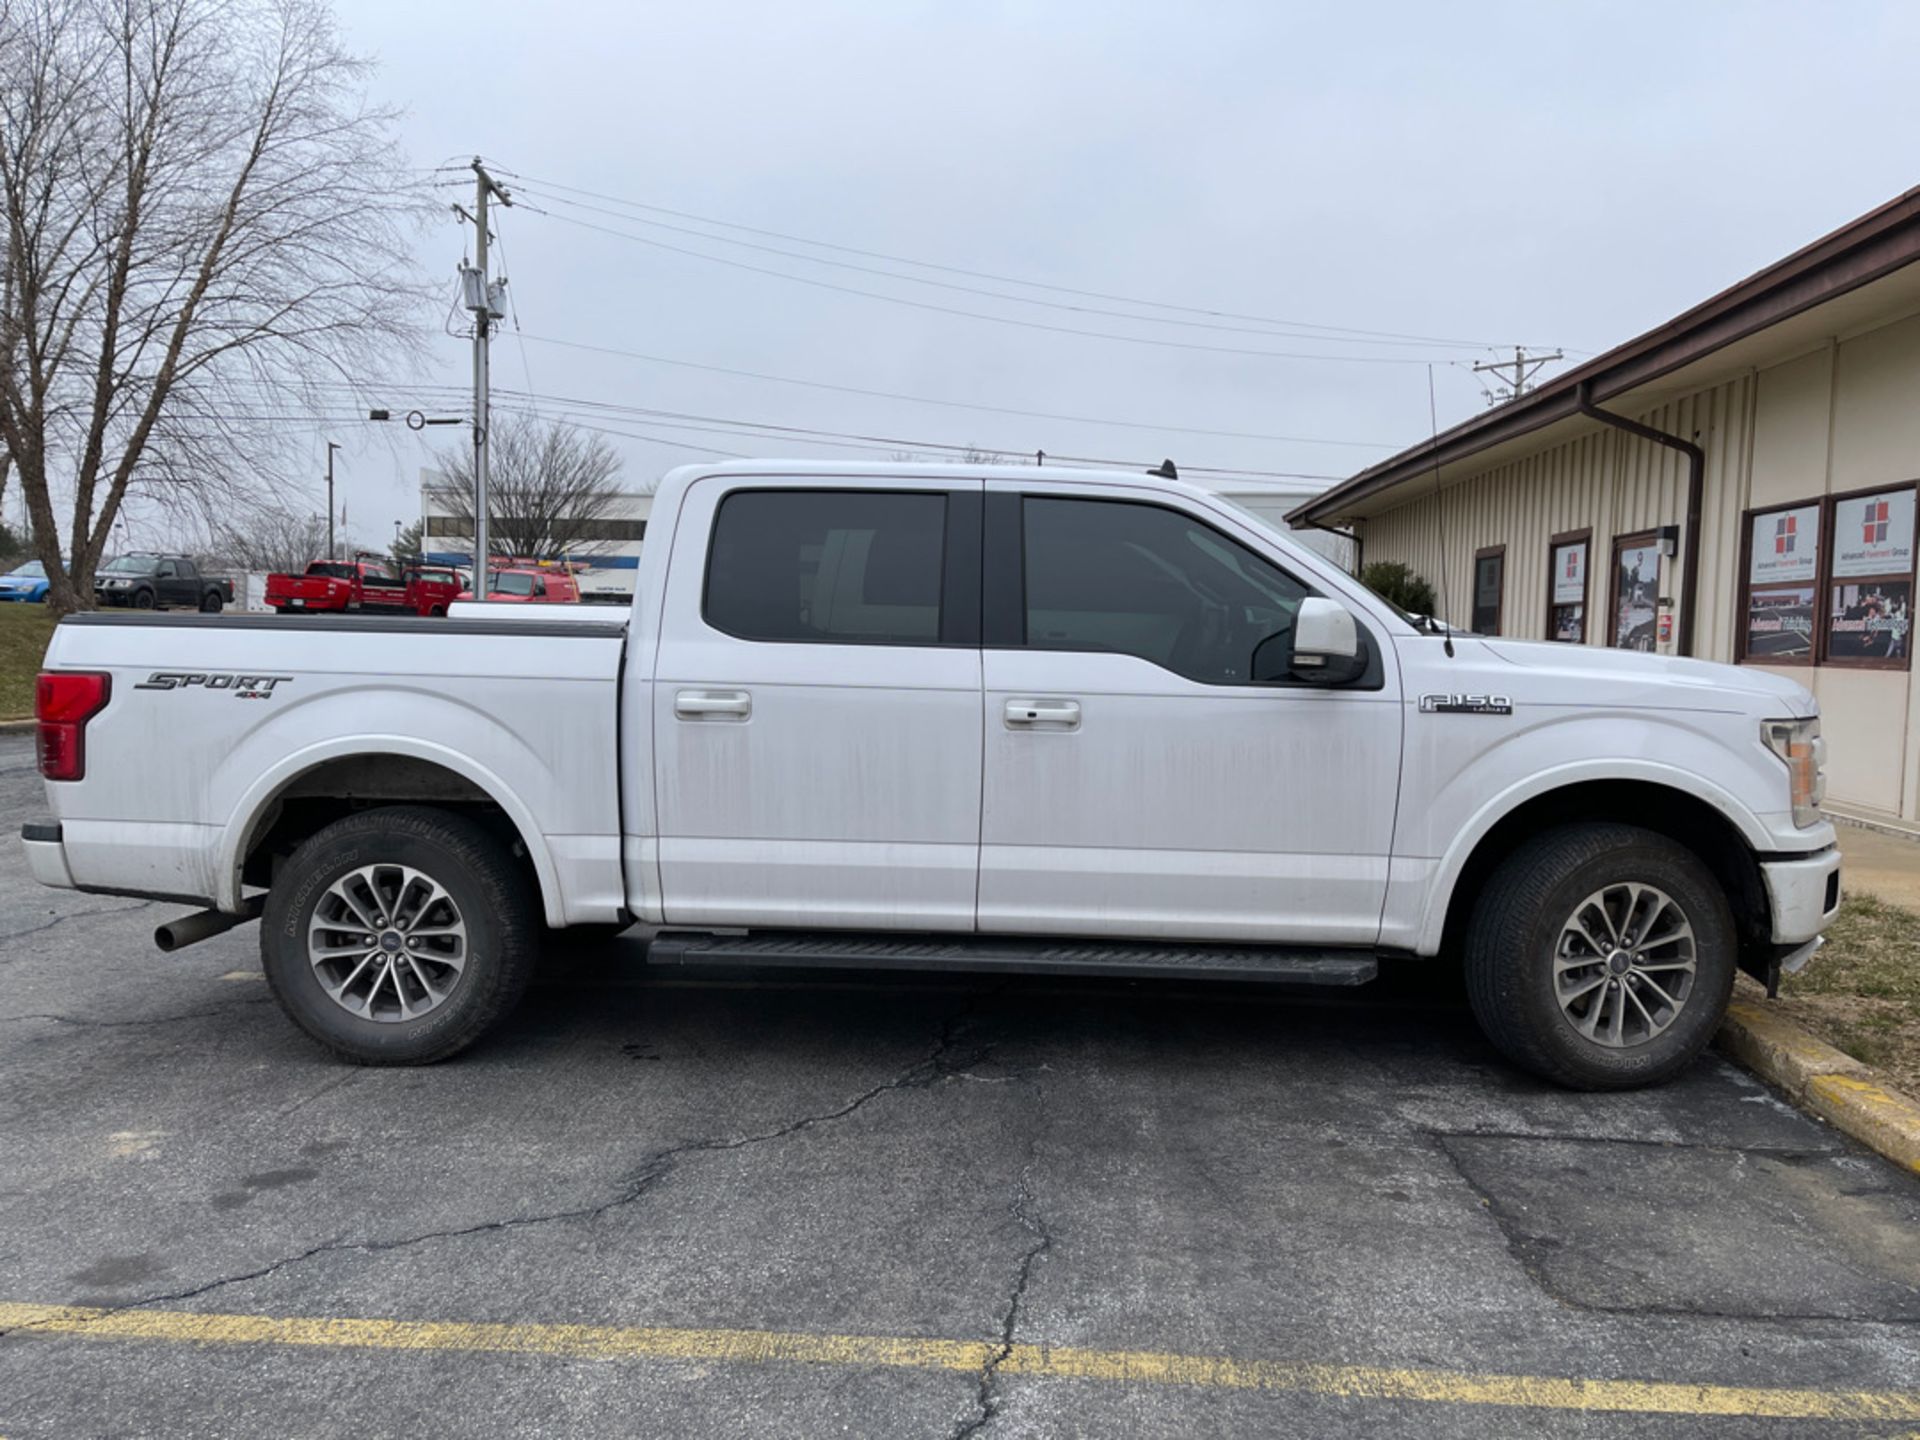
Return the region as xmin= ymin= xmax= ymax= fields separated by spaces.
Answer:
xmin=1146 ymin=458 xmax=1178 ymax=480
xmin=1426 ymin=365 xmax=1454 ymax=658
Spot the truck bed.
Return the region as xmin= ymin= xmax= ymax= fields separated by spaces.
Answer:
xmin=35 ymin=610 xmax=630 ymax=925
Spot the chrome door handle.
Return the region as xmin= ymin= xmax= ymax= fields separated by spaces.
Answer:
xmin=1004 ymin=698 xmax=1080 ymax=728
xmin=676 ymin=689 xmax=752 ymax=719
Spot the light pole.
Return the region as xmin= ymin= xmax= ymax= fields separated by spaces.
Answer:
xmin=325 ymin=441 xmax=341 ymax=559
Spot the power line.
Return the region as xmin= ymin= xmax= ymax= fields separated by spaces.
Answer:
xmin=512 ymin=184 xmax=1480 ymax=351
xmin=513 ymin=200 xmax=1461 ymax=366
xmin=492 ymin=166 xmax=1539 ymax=350
xmin=227 ymin=365 xmax=1393 ymax=452
xmin=507 ymin=335 xmax=1396 ymax=449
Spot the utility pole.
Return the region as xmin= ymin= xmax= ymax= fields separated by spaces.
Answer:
xmin=455 ymin=158 xmax=511 ymax=595
xmin=1472 ymin=345 xmax=1564 ymax=406
xmin=325 ymin=441 xmax=341 ymax=558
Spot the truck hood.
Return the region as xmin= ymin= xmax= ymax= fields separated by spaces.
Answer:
xmin=1478 ymin=637 xmax=1817 ymax=717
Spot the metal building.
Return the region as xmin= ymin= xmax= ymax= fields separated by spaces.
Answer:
xmin=1290 ymin=188 xmax=1920 ymax=831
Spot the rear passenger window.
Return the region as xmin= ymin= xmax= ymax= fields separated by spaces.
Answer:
xmin=705 ymin=490 xmax=946 ymax=644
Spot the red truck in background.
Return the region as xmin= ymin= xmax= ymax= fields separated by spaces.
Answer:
xmin=455 ymin=567 xmax=582 ymax=604
xmin=265 ymin=559 xmax=467 ymax=616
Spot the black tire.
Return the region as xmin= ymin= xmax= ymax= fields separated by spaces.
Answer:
xmin=1464 ymin=822 xmax=1736 ymax=1091
xmin=200 ymin=591 xmax=224 ymax=613
xmin=261 ymin=806 xmax=539 ymax=1064
xmin=132 ymin=587 xmax=155 ymax=609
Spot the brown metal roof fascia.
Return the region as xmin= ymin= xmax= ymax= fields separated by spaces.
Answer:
xmin=1290 ymin=185 xmax=1920 ymax=525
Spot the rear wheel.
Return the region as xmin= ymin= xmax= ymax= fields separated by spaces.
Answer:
xmin=199 ymin=591 xmax=224 ymax=613
xmin=261 ymin=806 xmax=539 ymax=1064
xmin=1464 ymin=823 xmax=1736 ymax=1090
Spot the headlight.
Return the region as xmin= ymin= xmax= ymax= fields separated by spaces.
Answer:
xmin=1762 ymin=717 xmax=1825 ymax=828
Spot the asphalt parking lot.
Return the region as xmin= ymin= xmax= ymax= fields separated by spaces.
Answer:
xmin=3 ymin=731 xmax=1920 ymax=1438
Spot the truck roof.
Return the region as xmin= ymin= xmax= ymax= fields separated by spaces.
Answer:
xmin=652 ymin=458 xmax=1222 ymax=512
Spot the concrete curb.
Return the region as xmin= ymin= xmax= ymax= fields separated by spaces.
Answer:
xmin=0 ymin=718 xmax=34 ymax=733
xmin=1717 ymin=999 xmax=1920 ymax=1174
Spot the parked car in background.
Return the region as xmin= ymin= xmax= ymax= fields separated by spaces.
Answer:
xmin=266 ymin=559 xmax=467 ymax=616
xmin=0 ymin=560 xmax=51 ymax=603
xmin=93 ymin=553 xmax=233 ymax=611
xmin=455 ymin=567 xmax=581 ymax=603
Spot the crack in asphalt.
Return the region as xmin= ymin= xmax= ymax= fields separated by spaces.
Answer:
xmin=951 ymin=1159 xmax=1053 ymax=1440
xmin=1428 ymin=1133 xmax=1920 ymax=1326
xmin=0 ymin=999 xmax=999 ymax=1345
xmin=0 ymin=900 xmax=157 ymax=952
xmin=0 ymin=996 xmax=274 ymax=1030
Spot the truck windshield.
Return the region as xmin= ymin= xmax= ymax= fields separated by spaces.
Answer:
xmin=101 ymin=556 xmax=155 ymax=574
xmin=489 ymin=572 xmax=536 ymax=596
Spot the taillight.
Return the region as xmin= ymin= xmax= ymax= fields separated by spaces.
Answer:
xmin=36 ymin=671 xmax=111 ymax=781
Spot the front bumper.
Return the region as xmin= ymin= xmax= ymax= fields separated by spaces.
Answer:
xmin=1759 ymin=845 xmax=1842 ymax=945
xmin=21 ymin=821 xmax=75 ymax=889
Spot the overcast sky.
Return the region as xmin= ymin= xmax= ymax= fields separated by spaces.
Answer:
xmin=153 ymin=0 xmax=1920 ymax=548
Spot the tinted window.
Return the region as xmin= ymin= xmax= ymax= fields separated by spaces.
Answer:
xmin=706 ymin=490 xmax=945 ymax=644
xmin=490 ymin=572 xmax=536 ymax=596
xmin=1022 ymin=497 xmax=1309 ymax=684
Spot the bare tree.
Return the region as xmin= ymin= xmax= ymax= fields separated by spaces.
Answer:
xmin=200 ymin=502 xmax=331 ymax=575
xmin=426 ymin=414 xmax=627 ymax=560
xmin=0 ymin=0 xmax=426 ymax=611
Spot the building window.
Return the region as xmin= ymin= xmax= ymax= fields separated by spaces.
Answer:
xmin=1736 ymin=500 xmax=1820 ymax=665
xmin=1824 ymin=484 xmax=1914 ymax=668
xmin=1610 ymin=532 xmax=1661 ymax=651
xmin=1546 ymin=530 xmax=1589 ymax=644
xmin=1471 ymin=546 xmax=1504 ymax=635
xmin=703 ymin=489 xmax=947 ymax=645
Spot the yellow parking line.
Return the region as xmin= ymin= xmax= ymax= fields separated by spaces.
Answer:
xmin=3 ymin=1301 xmax=1918 ymax=1422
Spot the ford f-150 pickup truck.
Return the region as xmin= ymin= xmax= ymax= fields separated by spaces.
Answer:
xmin=20 ymin=462 xmax=1841 ymax=1087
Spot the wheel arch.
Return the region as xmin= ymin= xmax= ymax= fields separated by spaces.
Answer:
xmin=218 ymin=739 xmax=565 ymax=926
xmin=1424 ymin=771 xmax=1771 ymax=968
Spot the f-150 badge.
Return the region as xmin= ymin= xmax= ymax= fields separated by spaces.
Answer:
xmin=1419 ymin=693 xmax=1512 ymax=715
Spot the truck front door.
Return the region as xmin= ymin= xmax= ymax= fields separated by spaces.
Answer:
xmin=650 ymin=477 xmax=984 ymax=930
xmin=976 ymin=482 xmax=1401 ymax=945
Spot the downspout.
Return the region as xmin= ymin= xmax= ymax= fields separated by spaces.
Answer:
xmin=1574 ymin=381 xmax=1706 ymax=657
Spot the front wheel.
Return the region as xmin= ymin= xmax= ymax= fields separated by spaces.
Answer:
xmin=261 ymin=806 xmax=540 ymax=1064
xmin=1464 ymin=823 xmax=1736 ymax=1090
xmin=132 ymin=588 xmax=155 ymax=609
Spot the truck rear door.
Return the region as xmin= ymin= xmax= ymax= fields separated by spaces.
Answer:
xmin=651 ymin=475 xmax=983 ymax=930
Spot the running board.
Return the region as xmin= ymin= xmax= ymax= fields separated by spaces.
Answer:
xmin=645 ymin=931 xmax=1377 ymax=985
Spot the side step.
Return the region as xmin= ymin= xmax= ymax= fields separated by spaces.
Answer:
xmin=645 ymin=931 xmax=1377 ymax=986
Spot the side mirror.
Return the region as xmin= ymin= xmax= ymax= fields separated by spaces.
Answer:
xmin=1277 ymin=597 xmax=1367 ymax=685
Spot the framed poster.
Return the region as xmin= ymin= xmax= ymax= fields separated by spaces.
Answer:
xmin=1826 ymin=580 xmax=1912 ymax=663
xmin=1743 ymin=585 xmax=1817 ymax=661
xmin=1747 ymin=504 xmax=1820 ymax=585
xmin=1823 ymin=484 xmax=1916 ymax=669
xmin=1610 ymin=533 xmax=1661 ymax=651
xmin=1831 ymin=488 xmax=1915 ymax=579
xmin=1546 ymin=529 xmax=1589 ymax=644
xmin=1737 ymin=499 xmax=1821 ymax=665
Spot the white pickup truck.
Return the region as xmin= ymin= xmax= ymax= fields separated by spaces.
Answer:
xmin=22 ymin=461 xmax=1840 ymax=1088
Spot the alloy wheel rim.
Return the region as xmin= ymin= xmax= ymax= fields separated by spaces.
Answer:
xmin=307 ymin=863 xmax=468 ymax=1022
xmin=1553 ymin=881 xmax=1696 ymax=1048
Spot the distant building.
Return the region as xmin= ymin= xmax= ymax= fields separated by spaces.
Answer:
xmin=1290 ymin=186 xmax=1920 ymax=831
